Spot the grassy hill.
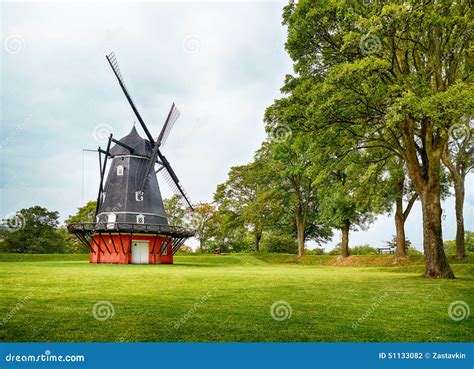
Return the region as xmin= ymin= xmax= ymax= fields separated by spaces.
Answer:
xmin=0 ymin=253 xmax=472 ymax=342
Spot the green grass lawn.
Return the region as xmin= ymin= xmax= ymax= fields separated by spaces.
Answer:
xmin=0 ymin=253 xmax=472 ymax=342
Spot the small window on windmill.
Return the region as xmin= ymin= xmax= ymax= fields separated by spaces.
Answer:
xmin=117 ymin=165 xmax=124 ymax=176
xmin=107 ymin=213 xmax=116 ymax=229
xmin=135 ymin=191 xmax=144 ymax=202
xmin=136 ymin=214 xmax=145 ymax=224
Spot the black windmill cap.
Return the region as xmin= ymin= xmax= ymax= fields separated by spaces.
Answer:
xmin=109 ymin=125 xmax=153 ymax=157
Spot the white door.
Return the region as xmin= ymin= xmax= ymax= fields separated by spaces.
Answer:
xmin=131 ymin=241 xmax=149 ymax=264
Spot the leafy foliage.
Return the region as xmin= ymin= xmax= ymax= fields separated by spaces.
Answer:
xmin=349 ymin=245 xmax=378 ymax=255
xmin=64 ymin=201 xmax=97 ymax=253
xmin=190 ymin=202 xmax=219 ymax=252
xmin=65 ymin=201 xmax=96 ymax=225
xmin=444 ymin=230 xmax=474 ymax=255
xmin=1 ymin=206 xmax=66 ymax=254
xmin=214 ymin=160 xmax=273 ymax=252
xmin=261 ymin=232 xmax=297 ymax=254
xmin=385 ymin=235 xmax=412 ymax=249
xmin=163 ymin=195 xmax=189 ymax=227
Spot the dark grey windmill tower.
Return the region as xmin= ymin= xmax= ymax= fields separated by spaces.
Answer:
xmin=68 ymin=52 xmax=194 ymax=264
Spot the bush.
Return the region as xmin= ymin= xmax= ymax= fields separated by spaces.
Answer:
xmin=262 ymin=233 xmax=297 ymax=254
xmin=306 ymin=247 xmax=325 ymax=255
xmin=58 ymin=227 xmax=88 ymax=254
xmin=444 ymin=232 xmax=474 ymax=255
xmin=349 ymin=244 xmax=378 ymax=255
xmin=407 ymin=246 xmax=422 ymax=256
xmin=176 ymin=245 xmax=194 ymax=254
xmin=443 ymin=240 xmax=456 ymax=255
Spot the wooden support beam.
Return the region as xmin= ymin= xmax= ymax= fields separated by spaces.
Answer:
xmin=108 ymin=232 xmax=118 ymax=254
xmin=99 ymin=233 xmax=111 ymax=254
xmin=159 ymin=237 xmax=172 ymax=256
xmin=151 ymin=235 xmax=159 ymax=254
xmin=118 ymin=232 xmax=125 ymax=253
xmin=91 ymin=235 xmax=104 ymax=254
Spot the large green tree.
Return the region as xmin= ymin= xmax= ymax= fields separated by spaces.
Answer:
xmin=214 ymin=160 xmax=272 ymax=252
xmin=258 ymin=132 xmax=332 ymax=257
xmin=2 ymin=206 xmax=66 ymax=253
xmin=163 ymin=195 xmax=190 ymax=227
xmin=65 ymin=201 xmax=96 ymax=225
xmin=281 ymin=0 xmax=473 ymax=277
xmin=190 ymin=202 xmax=218 ymax=253
xmin=211 ymin=209 xmax=253 ymax=253
xmin=315 ymin=155 xmax=380 ymax=258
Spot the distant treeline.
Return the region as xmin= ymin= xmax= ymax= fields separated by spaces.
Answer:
xmin=1 ymin=203 xmax=472 ymax=257
xmin=0 ymin=204 xmax=95 ymax=254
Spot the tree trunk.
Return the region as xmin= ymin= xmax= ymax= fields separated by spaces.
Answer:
xmin=254 ymin=229 xmax=262 ymax=253
xmin=401 ymin=120 xmax=454 ymax=278
xmin=395 ymin=196 xmax=408 ymax=258
xmin=295 ymin=207 xmax=305 ymax=257
xmin=393 ymin=175 xmax=417 ymax=259
xmin=420 ymin=182 xmax=455 ymax=278
xmin=441 ymin=146 xmax=467 ymax=261
xmin=341 ymin=220 xmax=350 ymax=258
xmin=453 ymin=180 xmax=466 ymax=260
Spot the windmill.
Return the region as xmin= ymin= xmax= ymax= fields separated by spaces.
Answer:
xmin=68 ymin=52 xmax=195 ymax=264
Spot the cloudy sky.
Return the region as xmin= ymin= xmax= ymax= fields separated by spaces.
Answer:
xmin=1 ymin=1 xmax=472 ymax=251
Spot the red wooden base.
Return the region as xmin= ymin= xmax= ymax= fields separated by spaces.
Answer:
xmin=89 ymin=234 xmax=173 ymax=264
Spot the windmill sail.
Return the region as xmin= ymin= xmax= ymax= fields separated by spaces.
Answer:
xmin=157 ymin=103 xmax=180 ymax=147
xmin=106 ymin=52 xmax=155 ymax=144
xmin=138 ymin=137 xmax=161 ymax=194
xmin=160 ymin=159 xmax=194 ymax=210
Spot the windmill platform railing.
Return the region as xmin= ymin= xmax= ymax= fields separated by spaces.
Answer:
xmin=67 ymin=222 xmax=195 ymax=255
